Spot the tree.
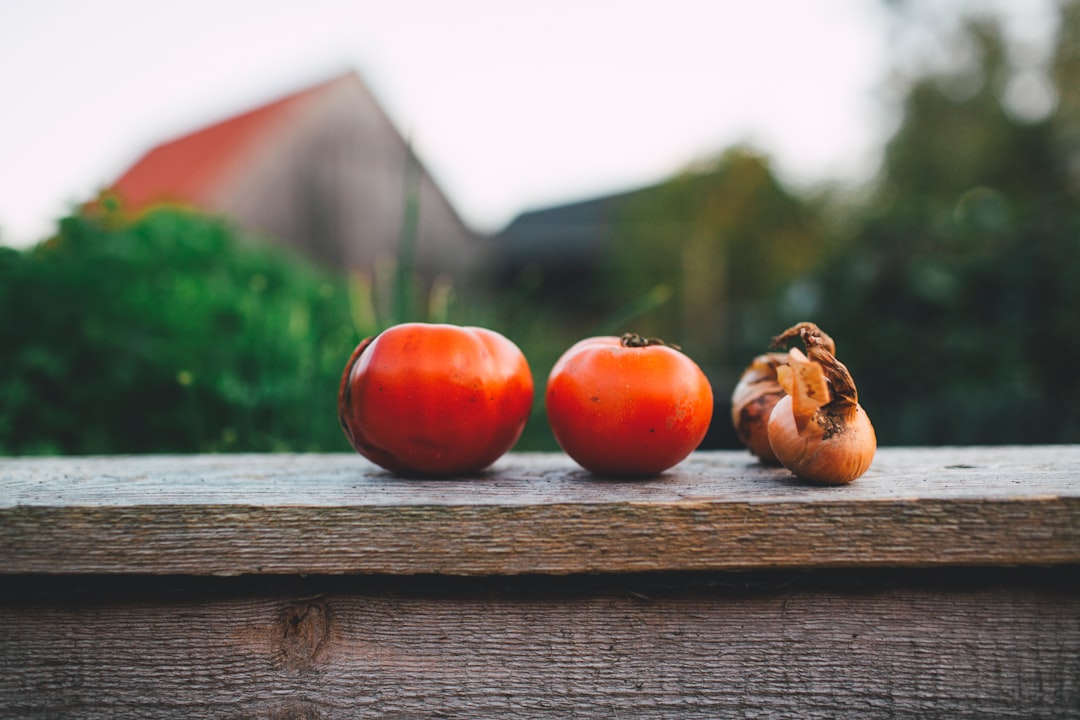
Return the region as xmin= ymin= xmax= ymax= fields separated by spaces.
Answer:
xmin=607 ymin=147 xmax=826 ymax=363
xmin=812 ymin=6 xmax=1080 ymax=444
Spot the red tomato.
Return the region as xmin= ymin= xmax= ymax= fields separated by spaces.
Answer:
xmin=545 ymin=334 xmax=714 ymax=476
xmin=338 ymin=323 xmax=534 ymax=476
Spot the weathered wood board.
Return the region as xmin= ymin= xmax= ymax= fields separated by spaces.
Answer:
xmin=1 ymin=447 xmax=1078 ymax=718
xmin=2 ymin=447 xmax=1079 ymax=575
xmin=1 ymin=569 xmax=1078 ymax=719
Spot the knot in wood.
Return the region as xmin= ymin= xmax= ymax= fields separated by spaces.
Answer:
xmin=275 ymin=599 xmax=331 ymax=673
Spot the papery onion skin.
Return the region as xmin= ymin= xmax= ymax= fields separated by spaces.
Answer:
xmin=731 ymin=323 xmax=837 ymax=466
xmin=730 ymin=352 xmax=787 ymax=465
xmin=765 ymin=322 xmax=875 ymax=485
xmin=767 ymin=394 xmax=876 ymax=485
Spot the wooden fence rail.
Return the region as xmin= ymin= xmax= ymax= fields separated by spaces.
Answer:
xmin=2 ymin=446 xmax=1078 ymax=718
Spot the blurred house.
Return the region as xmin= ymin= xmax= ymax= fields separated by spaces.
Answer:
xmin=496 ymin=186 xmax=654 ymax=300
xmin=498 ymin=194 xmax=614 ymax=289
xmin=105 ymin=71 xmax=486 ymax=281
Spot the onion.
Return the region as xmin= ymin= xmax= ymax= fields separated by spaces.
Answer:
xmin=765 ymin=323 xmax=876 ymax=485
xmin=731 ymin=323 xmax=836 ymax=466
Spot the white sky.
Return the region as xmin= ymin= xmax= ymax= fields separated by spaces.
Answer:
xmin=0 ymin=1 xmax=1059 ymax=247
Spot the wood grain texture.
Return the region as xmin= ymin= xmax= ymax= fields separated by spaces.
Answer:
xmin=2 ymin=446 xmax=1079 ymax=575
xmin=1 ymin=571 xmax=1077 ymax=719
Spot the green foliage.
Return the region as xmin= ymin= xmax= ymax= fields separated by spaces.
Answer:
xmin=0 ymin=205 xmax=366 ymax=454
xmin=604 ymin=147 xmax=827 ymax=377
xmin=810 ymin=10 xmax=1080 ymax=445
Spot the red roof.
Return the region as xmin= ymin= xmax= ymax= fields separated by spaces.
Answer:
xmin=107 ymin=76 xmax=339 ymax=212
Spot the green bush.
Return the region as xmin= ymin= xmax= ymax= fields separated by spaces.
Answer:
xmin=0 ymin=205 xmax=367 ymax=454
xmin=807 ymin=14 xmax=1080 ymax=446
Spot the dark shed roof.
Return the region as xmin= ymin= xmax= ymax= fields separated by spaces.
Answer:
xmin=498 ymin=186 xmax=651 ymax=268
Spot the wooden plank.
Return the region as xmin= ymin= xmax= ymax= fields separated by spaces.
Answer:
xmin=1 ymin=570 xmax=1077 ymax=719
xmin=2 ymin=447 xmax=1079 ymax=575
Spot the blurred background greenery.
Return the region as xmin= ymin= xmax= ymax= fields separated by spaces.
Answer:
xmin=1 ymin=3 xmax=1078 ymax=455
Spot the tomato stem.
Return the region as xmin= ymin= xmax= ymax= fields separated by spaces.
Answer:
xmin=620 ymin=332 xmax=681 ymax=351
